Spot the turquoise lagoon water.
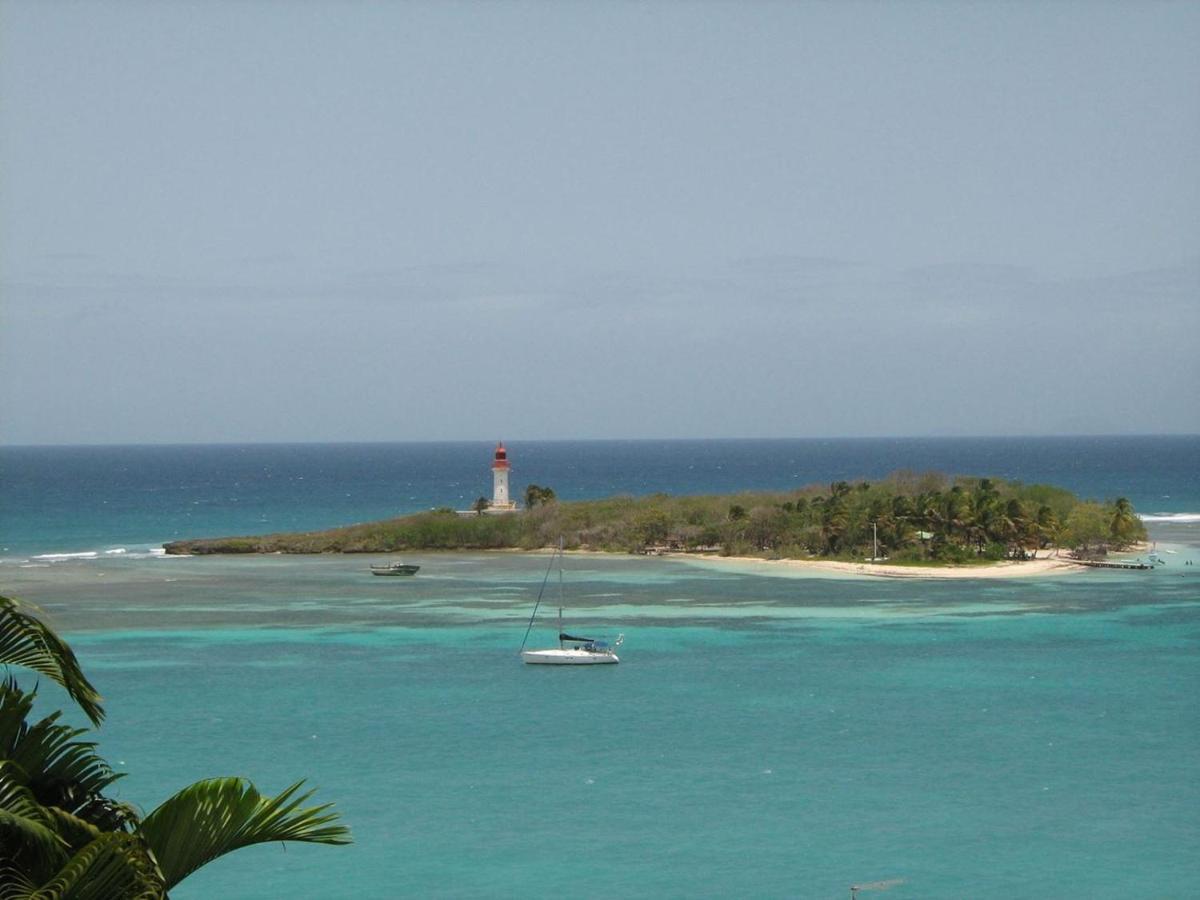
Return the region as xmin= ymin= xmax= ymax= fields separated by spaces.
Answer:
xmin=2 ymin=439 xmax=1198 ymax=897
xmin=5 ymin=549 xmax=1199 ymax=899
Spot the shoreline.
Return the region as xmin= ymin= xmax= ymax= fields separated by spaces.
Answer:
xmin=667 ymin=551 xmax=1088 ymax=579
xmin=553 ymin=542 xmax=1149 ymax=579
xmin=3 ymin=542 xmax=1167 ymax=582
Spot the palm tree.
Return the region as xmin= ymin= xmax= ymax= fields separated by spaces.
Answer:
xmin=829 ymin=481 xmax=851 ymax=499
xmin=943 ymin=486 xmax=971 ymax=546
xmin=139 ymin=777 xmax=348 ymax=892
xmin=524 ymin=484 xmax=556 ymax=509
xmin=821 ymin=495 xmax=850 ymax=554
xmin=1001 ymin=498 xmax=1033 ymax=558
xmin=970 ymin=479 xmax=1002 ymax=551
xmin=2 ymin=676 xmax=160 ymax=897
xmin=1109 ymin=497 xmax=1140 ymax=546
xmin=1 ymin=595 xmax=350 ymax=897
xmin=1036 ymin=505 xmax=1062 ymax=555
xmin=0 ymin=595 xmax=104 ymax=726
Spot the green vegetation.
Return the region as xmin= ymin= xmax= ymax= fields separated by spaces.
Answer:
xmin=523 ymin=484 xmax=557 ymax=508
xmin=0 ymin=594 xmax=350 ymax=897
xmin=164 ymin=472 xmax=1146 ymax=563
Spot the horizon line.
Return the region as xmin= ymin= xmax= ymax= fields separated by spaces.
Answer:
xmin=3 ymin=432 xmax=1198 ymax=450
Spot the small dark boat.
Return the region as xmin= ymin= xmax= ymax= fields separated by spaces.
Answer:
xmin=370 ymin=563 xmax=420 ymax=576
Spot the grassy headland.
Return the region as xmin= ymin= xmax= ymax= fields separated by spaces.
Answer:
xmin=163 ymin=472 xmax=1145 ymax=564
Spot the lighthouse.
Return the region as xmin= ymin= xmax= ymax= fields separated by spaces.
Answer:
xmin=491 ymin=441 xmax=517 ymax=510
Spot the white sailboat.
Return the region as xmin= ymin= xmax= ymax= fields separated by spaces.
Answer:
xmin=520 ymin=540 xmax=622 ymax=666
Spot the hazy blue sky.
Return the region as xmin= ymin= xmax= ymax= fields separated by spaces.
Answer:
xmin=2 ymin=1 xmax=1197 ymax=444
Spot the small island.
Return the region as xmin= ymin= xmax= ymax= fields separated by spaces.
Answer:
xmin=164 ymin=472 xmax=1146 ymax=574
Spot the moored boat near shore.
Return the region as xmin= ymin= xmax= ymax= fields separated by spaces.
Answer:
xmin=520 ymin=539 xmax=622 ymax=665
xmin=521 ymin=635 xmax=622 ymax=665
xmin=370 ymin=562 xmax=420 ymax=576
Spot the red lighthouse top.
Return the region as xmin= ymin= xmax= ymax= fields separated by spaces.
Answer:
xmin=491 ymin=441 xmax=510 ymax=470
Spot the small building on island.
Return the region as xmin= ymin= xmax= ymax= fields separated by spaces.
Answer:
xmin=457 ymin=441 xmax=521 ymax=516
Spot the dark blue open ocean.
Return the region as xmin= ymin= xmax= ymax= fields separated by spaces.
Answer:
xmin=2 ymin=437 xmax=1198 ymax=898
xmin=2 ymin=436 xmax=1198 ymax=558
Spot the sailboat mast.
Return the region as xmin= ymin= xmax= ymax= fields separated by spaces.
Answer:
xmin=519 ymin=539 xmax=561 ymax=655
xmin=558 ymin=537 xmax=565 ymax=647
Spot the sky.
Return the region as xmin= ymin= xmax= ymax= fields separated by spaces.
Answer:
xmin=2 ymin=1 xmax=1197 ymax=444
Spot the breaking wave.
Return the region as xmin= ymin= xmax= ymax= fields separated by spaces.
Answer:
xmin=18 ymin=546 xmax=171 ymax=563
xmin=1139 ymin=512 xmax=1200 ymax=524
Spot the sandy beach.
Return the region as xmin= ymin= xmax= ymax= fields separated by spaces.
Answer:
xmin=668 ymin=551 xmax=1090 ymax=579
xmin=557 ymin=544 xmax=1159 ymax=579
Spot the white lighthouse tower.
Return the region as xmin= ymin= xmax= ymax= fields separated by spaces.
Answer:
xmin=490 ymin=442 xmax=517 ymax=511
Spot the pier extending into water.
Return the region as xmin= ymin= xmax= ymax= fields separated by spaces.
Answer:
xmin=1074 ymin=559 xmax=1155 ymax=571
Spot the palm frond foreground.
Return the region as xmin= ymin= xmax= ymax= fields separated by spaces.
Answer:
xmin=139 ymin=777 xmax=351 ymax=890
xmin=0 ymin=596 xmax=104 ymax=726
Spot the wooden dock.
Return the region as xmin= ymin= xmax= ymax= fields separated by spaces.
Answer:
xmin=1074 ymin=559 xmax=1155 ymax=571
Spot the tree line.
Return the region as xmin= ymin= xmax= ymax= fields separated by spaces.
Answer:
xmin=519 ymin=473 xmax=1144 ymax=562
xmin=166 ymin=471 xmax=1145 ymax=563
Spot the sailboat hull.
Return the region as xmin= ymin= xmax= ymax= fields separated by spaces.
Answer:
xmin=521 ymin=648 xmax=619 ymax=665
